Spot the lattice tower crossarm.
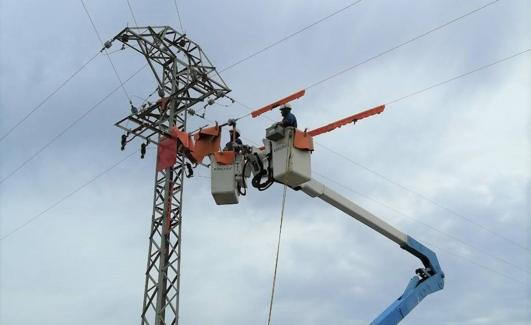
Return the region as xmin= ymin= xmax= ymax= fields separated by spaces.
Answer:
xmin=109 ymin=26 xmax=230 ymax=325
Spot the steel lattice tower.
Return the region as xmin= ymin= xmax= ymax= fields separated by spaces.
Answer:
xmin=111 ymin=26 xmax=230 ymax=325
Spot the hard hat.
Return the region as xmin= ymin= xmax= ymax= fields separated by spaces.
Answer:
xmin=280 ymin=103 xmax=291 ymax=111
xmin=229 ymin=128 xmax=241 ymax=136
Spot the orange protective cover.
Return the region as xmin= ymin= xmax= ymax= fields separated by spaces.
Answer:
xmin=251 ymin=89 xmax=306 ymax=118
xmin=156 ymin=137 xmax=177 ymax=171
xmin=308 ymin=105 xmax=385 ymax=137
xmin=196 ymin=125 xmax=220 ymax=138
xmin=293 ymin=130 xmax=314 ymax=151
xmin=191 ymin=126 xmax=221 ymax=163
xmin=169 ymin=127 xmax=193 ymax=151
xmin=213 ymin=151 xmax=236 ymax=165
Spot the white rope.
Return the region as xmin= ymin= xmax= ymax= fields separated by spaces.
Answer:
xmin=267 ymin=184 xmax=288 ymax=325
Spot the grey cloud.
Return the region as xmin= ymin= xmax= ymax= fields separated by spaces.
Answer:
xmin=1 ymin=0 xmax=529 ymax=324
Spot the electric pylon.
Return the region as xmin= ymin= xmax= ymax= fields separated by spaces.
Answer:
xmin=110 ymin=26 xmax=230 ymax=325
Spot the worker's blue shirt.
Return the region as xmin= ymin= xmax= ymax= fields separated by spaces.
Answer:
xmin=224 ymin=137 xmax=243 ymax=150
xmin=281 ymin=112 xmax=297 ymax=128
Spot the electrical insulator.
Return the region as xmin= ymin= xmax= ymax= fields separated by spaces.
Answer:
xmin=121 ymin=134 xmax=127 ymax=151
xmin=141 ymin=143 xmax=147 ymax=159
xmin=185 ymin=163 xmax=194 ymax=178
xmin=104 ymin=40 xmax=112 ymax=49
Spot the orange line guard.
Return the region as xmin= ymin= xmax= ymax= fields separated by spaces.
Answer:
xmin=251 ymin=89 xmax=306 ymax=118
xmin=307 ymin=105 xmax=385 ymax=137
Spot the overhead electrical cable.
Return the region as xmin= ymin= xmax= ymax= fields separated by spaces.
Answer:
xmin=0 ymin=1 xmax=523 ymax=256
xmin=3 ymin=154 xmax=527 ymax=288
xmin=0 ymin=51 xmax=100 ymax=144
xmin=315 ymin=48 xmax=531 ymax=253
xmin=0 ymin=0 xmax=367 ymax=145
xmin=0 ymin=151 xmax=137 ymax=241
xmin=312 ymin=171 xmax=530 ymax=276
xmin=1 ymin=0 xmax=524 ymax=264
xmin=126 ymin=0 xmax=139 ymax=26
xmin=80 ymin=0 xmax=132 ymax=102
xmin=240 ymin=134 xmax=531 ymax=279
xmin=230 ymin=48 xmax=531 ymax=253
xmin=236 ymin=133 xmax=530 ymax=276
xmin=219 ymin=0 xmax=364 ymax=72
xmin=232 ymin=0 xmax=504 ymax=120
xmin=423 ymin=239 xmax=529 ymax=287
xmin=312 ymin=172 xmax=530 ymax=286
xmin=3 ymin=65 xmax=528 ymax=287
xmin=0 ymin=65 xmax=147 ymax=185
xmin=385 ymin=48 xmax=530 ymax=105
xmin=172 ymin=0 xmax=185 ymax=33
xmin=305 ymin=0 xmax=502 ymax=90
xmin=0 ymin=0 xmax=141 ymax=143
xmin=0 ymin=0 xmax=498 ymax=150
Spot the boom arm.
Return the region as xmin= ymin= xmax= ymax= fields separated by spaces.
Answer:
xmin=208 ymin=120 xmax=444 ymax=323
xmin=296 ymin=179 xmax=445 ymax=325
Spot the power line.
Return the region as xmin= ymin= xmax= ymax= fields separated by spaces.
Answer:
xmin=221 ymin=78 xmax=531 ymax=276
xmin=0 ymin=151 xmax=137 ymax=241
xmin=429 ymin=240 xmax=531 ymax=287
xmin=232 ymin=48 xmax=531 ymax=253
xmin=0 ymin=0 xmax=137 ymax=144
xmin=0 ymin=51 xmax=100 ymax=144
xmin=312 ymin=171 xmax=530 ymax=276
xmin=0 ymin=65 xmax=147 ymax=185
xmin=424 ymin=238 xmax=529 ymax=287
xmin=228 ymin=0 xmax=506 ymax=122
xmin=199 ymin=44 xmax=531 ymax=276
xmin=1 ymin=12 xmax=527 ymax=291
xmin=172 ymin=0 xmax=185 ymax=33
xmin=313 ymin=48 xmax=531 ymax=253
xmin=0 ymin=0 xmax=371 ymax=234
xmin=0 ymin=0 xmax=363 ymax=145
xmin=317 ymin=139 xmax=531 ymax=247
xmin=3 ymin=160 xmax=527 ymax=290
xmin=311 ymin=172 xmax=530 ymax=287
xmin=219 ymin=0 xmax=364 ymax=72
xmin=80 ymin=0 xmax=132 ymax=102
xmin=293 ymin=50 xmax=530 ymax=249
xmin=126 ymin=0 xmax=139 ymax=26
xmin=385 ymin=48 xmax=531 ymax=105
xmin=0 ymin=0 xmax=518 ymax=249
xmin=305 ymin=0 xmax=501 ymax=89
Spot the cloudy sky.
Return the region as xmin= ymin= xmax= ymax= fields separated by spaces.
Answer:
xmin=0 ymin=0 xmax=529 ymax=324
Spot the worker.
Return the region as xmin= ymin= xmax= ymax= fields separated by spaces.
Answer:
xmin=280 ymin=104 xmax=297 ymax=128
xmin=224 ymin=128 xmax=243 ymax=151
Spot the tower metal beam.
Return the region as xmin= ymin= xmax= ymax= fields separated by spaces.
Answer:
xmin=111 ymin=26 xmax=230 ymax=325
